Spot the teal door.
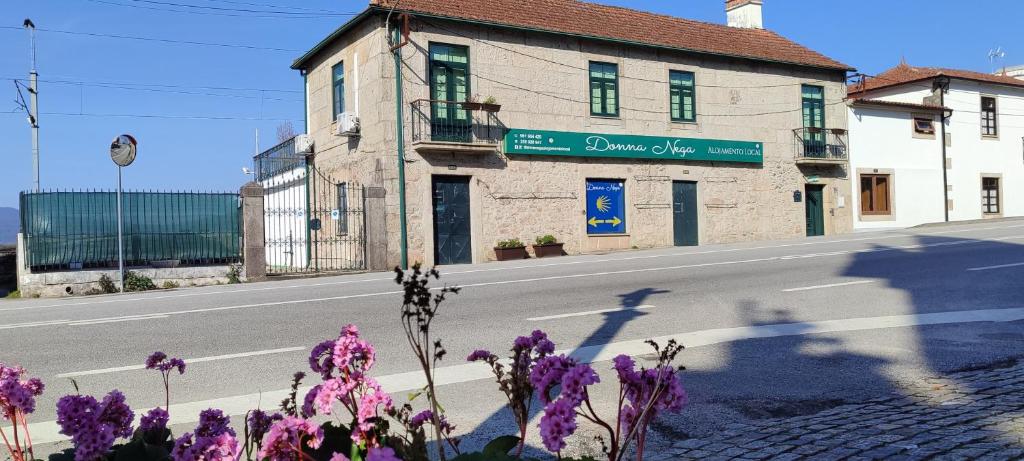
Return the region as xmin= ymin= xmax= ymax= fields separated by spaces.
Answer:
xmin=805 ymin=185 xmax=825 ymax=237
xmin=672 ymin=181 xmax=698 ymax=246
xmin=433 ymin=176 xmax=472 ymax=265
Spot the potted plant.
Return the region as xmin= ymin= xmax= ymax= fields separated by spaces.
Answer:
xmin=480 ymin=95 xmax=501 ymax=113
xmin=494 ymin=238 xmax=527 ymax=261
xmin=532 ymin=234 xmax=564 ymax=258
xmin=461 ymin=95 xmax=483 ymax=112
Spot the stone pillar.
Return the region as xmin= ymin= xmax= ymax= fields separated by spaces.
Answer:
xmin=240 ymin=182 xmax=267 ymax=281
xmin=364 ymin=186 xmax=389 ymax=271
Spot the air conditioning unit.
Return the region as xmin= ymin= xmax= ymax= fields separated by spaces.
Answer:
xmin=293 ymin=134 xmax=314 ymax=154
xmin=334 ymin=113 xmax=361 ymax=137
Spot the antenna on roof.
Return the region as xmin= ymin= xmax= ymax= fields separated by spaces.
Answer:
xmin=988 ymin=46 xmax=1006 ymax=73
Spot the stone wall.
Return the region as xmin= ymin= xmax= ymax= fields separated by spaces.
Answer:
xmin=300 ymin=15 xmax=853 ymax=267
xmin=16 ymin=265 xmax=240 ymax=298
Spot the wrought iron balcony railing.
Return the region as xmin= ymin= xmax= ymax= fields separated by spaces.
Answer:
xmin=410 ymin=99 xmax=504 ymax=152
xmin=793 ymin=127 xmax=848 ymax=163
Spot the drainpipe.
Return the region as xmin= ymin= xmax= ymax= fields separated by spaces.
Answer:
xmin=937 ymin=77 xmax=950 ymax=222
xmin=391 ymin=15 xmax=410 ymax=269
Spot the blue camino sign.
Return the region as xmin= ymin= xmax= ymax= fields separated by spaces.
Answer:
xmin=505 ymin=129 xmax=763 ymax=164
xmin=586 ymin=180 xmax=626 ymax=235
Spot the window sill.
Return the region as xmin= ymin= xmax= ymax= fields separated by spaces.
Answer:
xmin=859 ymin=213 xmax=894 ymax=222
xmin=981 ymin=135 xmax=1000 ymax=140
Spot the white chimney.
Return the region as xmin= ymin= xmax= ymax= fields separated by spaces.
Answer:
xmin=726 ymin=0 xmax=763 ymax=29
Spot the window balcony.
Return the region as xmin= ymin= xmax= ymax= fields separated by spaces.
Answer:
xmin=793 ymin=127 xmax=848 ymax=165
xmin=410 ymin=99 xmax=504 ymax=154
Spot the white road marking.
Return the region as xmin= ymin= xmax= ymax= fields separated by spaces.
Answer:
xmin=527 ymin=305 xmax=655 ymax=321
xmin=4 ymin=235 xmax=1024 ymax=331
xmin=23 ymin=305 xmax=1024 ymax=445
xmin=69 ymin=314 xmax=170 ymax=326
xmin=56 ymin=347 xmax=306 ymax=378
xmin=5 ymin=223 xmax=1024 ymax=313
xmin=967 ymin=262 xmax=1024 ymax=272
xmin=0 ymin=319 xmax=72 ymax=330
xmin=782 ymin=280 xmax=875 ymax=292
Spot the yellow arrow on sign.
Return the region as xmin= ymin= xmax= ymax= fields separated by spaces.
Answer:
xmin=588 ymin=216 xmax=622 ymax=227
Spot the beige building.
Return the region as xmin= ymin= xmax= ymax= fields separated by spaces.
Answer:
xmin=289 ymin=0 xmax=854 ymax=267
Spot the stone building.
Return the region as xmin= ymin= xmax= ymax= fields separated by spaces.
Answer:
xmin=289 ymin=0 xmax=854 ymax=267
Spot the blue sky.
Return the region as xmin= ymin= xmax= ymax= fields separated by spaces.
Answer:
xmin=1 ymin=0 xmax=1021 ymax=208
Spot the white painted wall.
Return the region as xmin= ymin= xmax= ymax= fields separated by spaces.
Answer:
xmin=848 ymin=105 xmax=945 ymax=228
xmin=944 ymin=80 xmax=1024 ymax=221
xmin=849 ymin=78 xmax=1024 ymax=229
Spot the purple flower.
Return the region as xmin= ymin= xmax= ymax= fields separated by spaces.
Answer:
xmin=172 ymin=432 xmax=241 ymax=461
xmin=247 ymin=409 xmax=283 ymax=443
xmin=330 ymin=454 xmax=351 ymax=461
xmin=530 ymin=330 xmax=548 ymax=344
xmin=258 ymin=416 xmax=324 ymax=461
xmin=529 ymin=355 xmax=575 ymax=403
xmin=309 ymin=340 xmax=337 ymax=378
xmin=99 ymin=390 xmax=135 ymax=438
xmin=559 ymin=364 xmax=599 ymax=404
xmin=140 ymin=407 xmax=170 ymax=433
xmin=534 ymin=339 xmax=555 ymax=356
xmin=71 ymin=421 xmax=116 ymax=461
xmin=195 ymin=408 xmax=235 ymax=438
xmin=146 ymin=351 xmax=187 ymax=374
xmin=56 ymin=395 xmax=101 ymax=437
xmin=367 ymin=446 xmax=402 ymax=461
xmin=301 ymin=385 xmax=320 ymax=418
xmin=513 ymin=335 xmax=534 ymax=350
xmin=0 ymin=363 xmax=44 ymax=418
xmin=539 ymin=397 xmax=578 ymax=452
xmin=409 ymin=409 xmax=455 ymax=434
xmin=145 ymin=352 xmax=167 ymax=369
xmin=466 ymin=350 xmax=493 ymax=362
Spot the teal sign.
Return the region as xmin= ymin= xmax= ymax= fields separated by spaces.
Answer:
xmin=505 ymin=129 xmax=763 ymax=164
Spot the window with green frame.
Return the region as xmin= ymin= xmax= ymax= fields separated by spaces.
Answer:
xmin=589 ymin=62 xmax=619 ymax=117
xmin=428 ymin=43 xmax=471 ymax=142
xmin=801 ymin=85 xmax=825 ymax=129
xmin=332 ymin=62 xmax=344 ymax=121
xmin=669 ymin=70 xmax=696 ymax=122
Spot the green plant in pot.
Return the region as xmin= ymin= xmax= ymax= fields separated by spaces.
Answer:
xmin=494 ymin=238 xmax=527 ymax=261
xmin=480 ymin=95 xmax=501 ymax=113
xmin=532 ymin=234 xmax=564 ymax=258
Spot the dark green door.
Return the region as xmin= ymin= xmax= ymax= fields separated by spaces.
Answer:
xmin=429 ymin=44 xmax=471 ymax=143
xmin=433 ymin=176 xmax=472 ymax=265
xmin=672 ymin=181 xmax=698 ymax=246
xmin=805 ymin=185 xmax=825 ymax=237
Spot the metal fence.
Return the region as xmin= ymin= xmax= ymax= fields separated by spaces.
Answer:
xmin=19 ymin=190 xmax=241 ymax=272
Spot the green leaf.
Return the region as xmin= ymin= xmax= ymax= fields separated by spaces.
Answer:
xmin=482 ymin=435 xmax=521 ymax=457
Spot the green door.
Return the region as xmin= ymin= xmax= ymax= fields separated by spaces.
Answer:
xmin=801 ymin=85 xmax=826 ymax=158
xmin=429 ymin=43 xmax=471 ymax=143
xmin=672 ymin=181 xmax=698 ymax=246
xmin=433 ymin=176 xmax=472 ymax=265
xmin=805 ymin=185 xmax=825 ymax=237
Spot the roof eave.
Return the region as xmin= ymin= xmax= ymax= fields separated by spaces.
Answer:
xmin=848 ymin=99 xmax=950 ymax=114
xmin=294 ymin=6 xmax=854 ymax=74
xmin=291 ymin=6 xmax=380 ymax=70
xmin=413 ymin=11 xmax=855 ymax=73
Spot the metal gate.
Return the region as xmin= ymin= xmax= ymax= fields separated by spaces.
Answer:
xmin=256 ymin=140 xmax=365 ymax=275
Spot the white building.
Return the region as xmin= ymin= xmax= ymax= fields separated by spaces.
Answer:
xmin=847 ymin=63 xmax=1024 ymax=228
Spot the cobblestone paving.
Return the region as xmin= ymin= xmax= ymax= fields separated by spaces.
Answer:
xmin=651 ymin=361 xmax=1024 ymax=460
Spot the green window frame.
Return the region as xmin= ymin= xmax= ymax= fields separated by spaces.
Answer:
xmin=589 ymin=62 xmax=619 ymax=117
xmin=428 ymin=43 xmax=471 ymax=142
xmin=801 ymin=85 xmax=825 ymax=130
xmin=669 ymin=70 xmax=696 ymax=122
xmin=332 ymin=62 xmax=345 ymax=121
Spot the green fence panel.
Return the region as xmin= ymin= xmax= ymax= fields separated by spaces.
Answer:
xmin=19 ymin=190 xmax=241 ymax=272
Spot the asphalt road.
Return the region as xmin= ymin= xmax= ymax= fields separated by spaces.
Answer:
xmin=4 ymin=219 xmax=1024 ymax=458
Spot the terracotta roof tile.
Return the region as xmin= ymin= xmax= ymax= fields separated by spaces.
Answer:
xmin=849 ymin=63 xmax=1024 ymax=96
xmin=370 ymin=0 xmax=851 ymax=71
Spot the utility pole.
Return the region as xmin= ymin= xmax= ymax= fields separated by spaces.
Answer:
xmin=25 ymin=19 xmax=40 ymax=192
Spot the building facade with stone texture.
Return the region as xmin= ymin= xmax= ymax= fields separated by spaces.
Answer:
xmin=848 ymin=64 xmax=1024 ymax=229
xmin=289 ymin=0 xmax=854 ymax=267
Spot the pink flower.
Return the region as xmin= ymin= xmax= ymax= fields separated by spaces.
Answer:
xmin=332 ymin=324 xmax=375 ymax=373
xmin=258 ymin=416 xmax=323 ymax=461
xmin=539 ymin=397 xmax=578 ymax=452
xmin=330 ymin=454 xmax=351 ymax=461
xmin=354 ymin=379 xmax=393 ymax=444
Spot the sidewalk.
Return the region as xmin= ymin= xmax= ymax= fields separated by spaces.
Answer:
xmin=651 ymin=359 xmax=1024 ymax=460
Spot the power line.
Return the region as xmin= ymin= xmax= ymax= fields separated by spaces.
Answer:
xmin=9 ymin=78 xmax=302 ymax=102
xmin=85 ymin=0 xmax=355 ymax=18
xmin=0 ymin=110 xmax=301 ymax=122
xmin=200 ymin=0 xmax=354 ymax=14
xmin=3 ymin=76 xmax=302 ymax=94
xmin=0 ymin=25 xmax=301 ymax=52
xmin=122 ymin=0 xmax=355 ymax=15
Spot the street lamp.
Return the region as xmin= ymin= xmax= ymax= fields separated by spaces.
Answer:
xmin=110 ymin=134 xmax=137 ymax=292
